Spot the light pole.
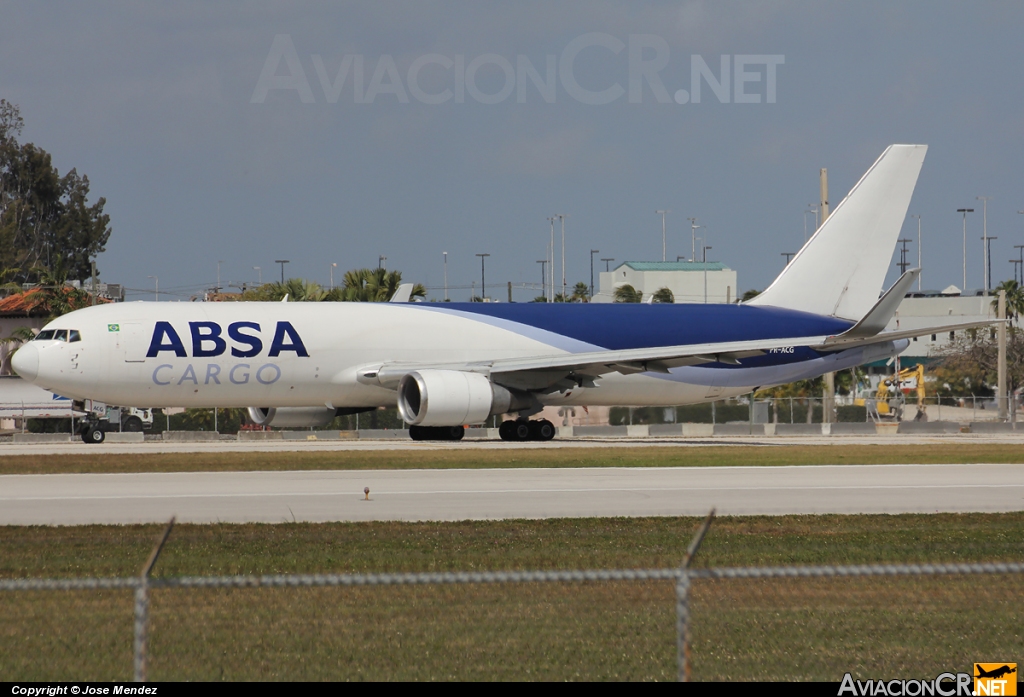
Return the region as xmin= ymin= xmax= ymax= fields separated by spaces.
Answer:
xmin=781 ymin=252 xmax=795 ymax=267
xmin=329 ymin=263 xmax=337 ymax=290
xmin=1011 ymin=259 xmax=1022 ymax=286
xmin=216 ymin=260 xmax=225 ymax=294
xmin=910 ymin=215 xmax=922 ymax=290
xmin=147 ymin=275 xmax=158 ymax=302
xmin=253 ymin=266 xmax=262 ymax=285
xmin=546 ymin=217 xmax=556 ymax=302
xmin=557 ymin=214 xmax=567 ymax=300
xmin=656 ymin=210 xmax=670 ymax=262
xmin=703 ymin=245 xmax=712 ymax=303
xmin=687 ymin=217 xmax=697 ymax=261
xmin=274 ymin=260 xmax=289 ymax=284
xmin=1014 ymin=244 xmax=1024 ymax=285
xmin=537 ymin=260 xmax=547 ymax=299
xmin=476 ymin=253 xmax=490 ymax=301
xmin=589 ymin=249 xmax=599 ymax=298
xmin=977 ymin=196 xmax=993 ymax=294
xmin=897 ymin=239 xmax=912 ymax=275
xmin=956 ymin=209 xmax=974 ymax=291
xmin=378 ymin=255 xmax=386 ymax=271
xmin=986 ymin=237 xmax=998 ymax=291
xmin=601 ymin=257 xmax=614 ymax=272
xmin=443 ymin=251 xmax=448 ymax=301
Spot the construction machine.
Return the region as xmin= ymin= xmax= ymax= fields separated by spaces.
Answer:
xmin=857 ymin=364 xmax=926 ymax=422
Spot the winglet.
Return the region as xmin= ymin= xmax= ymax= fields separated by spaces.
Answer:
xmin=389 ymin=283 xmax=414 ymax=303
xmin=832 ymin=267 xmax=920 ymax=340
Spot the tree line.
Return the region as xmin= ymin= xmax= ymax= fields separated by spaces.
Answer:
xmin=0 ymin=100 xmax=111 ymax=287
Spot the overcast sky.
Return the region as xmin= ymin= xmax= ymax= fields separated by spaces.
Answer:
xmin=3 ymin=2 xmax=1022 ymax=301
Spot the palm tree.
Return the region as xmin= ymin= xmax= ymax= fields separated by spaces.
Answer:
xmin=23 ymin=264 xmax=91 ymax=318
xmin=992 ymin=279 xmax=1024 ymax=326
xmin=613 ymin=284 xmax=643 ymax=303
xmin=532 ymin=295 xmax=548 ymax=303
xmin=651 ymin=287 xmax=675 ymax=303
xmin=241 ymin=278 xmax=326 ymax=302
xmin=335 ymin=268 xmax=426 ymax=302
xmin=570 ymin=282 xmax=590 ymax=303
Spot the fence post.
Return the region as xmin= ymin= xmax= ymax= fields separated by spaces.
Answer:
xmin=133 ymin=517 xmax=175 ymax=682
xmin=133 ymin=582 xmax=148 ymax=682
xmin=676 ymin=569 xmax=691 ymax=682
xmin=677 ymin=508 xmax=716 ymax=682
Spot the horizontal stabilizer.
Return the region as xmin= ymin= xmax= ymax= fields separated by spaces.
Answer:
xmin=816 ymin=318 xmax=1000 ymax=350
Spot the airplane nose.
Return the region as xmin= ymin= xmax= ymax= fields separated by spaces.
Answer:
xmin=12 ymin=342 xmax=39 ymax=381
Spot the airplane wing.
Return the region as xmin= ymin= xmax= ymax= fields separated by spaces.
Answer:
xmin=362 ymin=317 xmax=999 ymax=392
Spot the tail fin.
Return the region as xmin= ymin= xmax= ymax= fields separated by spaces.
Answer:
xmin=748 ymin=144 xmax=927 ymax=321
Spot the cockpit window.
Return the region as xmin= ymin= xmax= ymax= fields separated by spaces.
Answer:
xmin=52 ymin=329 xmax=68 ymax=342
xmin=69 ymin=330 xmax=81 ymax=342
xmin=35 ymin=330 xmax=55 ymax=341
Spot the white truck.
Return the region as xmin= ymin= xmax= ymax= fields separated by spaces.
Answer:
xmin=0 ymin=375 xmax=153 ymax=442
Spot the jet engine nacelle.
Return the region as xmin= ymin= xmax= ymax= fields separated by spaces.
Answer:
xmin=397 ymin=370 xmax=515 ymax=426
xmin=247 ymin=406 xmax=338 ymax=428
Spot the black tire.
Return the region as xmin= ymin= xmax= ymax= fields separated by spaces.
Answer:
xmin=498 ymin=421 xmax=515 ymax=441
xmin=83 ymin=427 xmax=105 ymax=444
xmin=447 ymin=426 xmax=465 ymax=441
xmin=409 ymin=425 xmax=427 ymax=441
xmin=534 ymin=419 xmax=556 ymax=441
xmin=513 ymin=421 xmax=531 ymax=441
xmin=122 ymin=416 xmax=144 ymax=433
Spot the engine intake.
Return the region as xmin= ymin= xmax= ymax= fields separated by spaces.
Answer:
xmin=397 ymin=370 xmax=519 ymax=426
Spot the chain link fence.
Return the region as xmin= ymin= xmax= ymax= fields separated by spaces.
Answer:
xmin=2 ymin=517 xmax=1021 ymax=682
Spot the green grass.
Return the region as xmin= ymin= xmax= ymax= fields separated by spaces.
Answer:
xmin=4 ymin=443 xmax=1024 ymax=475
xmin=1 ymin=514 xmax=1022 ymax=680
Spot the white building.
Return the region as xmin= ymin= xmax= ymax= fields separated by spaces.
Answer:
xmin=593 ymin=261 xmax=738 ymax=304
xmin=893 ymin=289 xmax=998 ymax=362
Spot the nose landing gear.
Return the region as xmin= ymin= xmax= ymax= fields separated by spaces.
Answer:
xmin=498 ymin=418 xmax=555 ymax=442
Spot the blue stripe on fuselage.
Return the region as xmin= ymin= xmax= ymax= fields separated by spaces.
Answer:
xmin=413 ymin=302 xmax=853 ymax=352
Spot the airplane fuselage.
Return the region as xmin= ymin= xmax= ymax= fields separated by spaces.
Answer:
xmin=14 ymin=301 xmax=905 ymax=412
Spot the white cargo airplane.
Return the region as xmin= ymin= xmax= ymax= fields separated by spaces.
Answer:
xmin=11 ymin=145 xmax=990 ymax=443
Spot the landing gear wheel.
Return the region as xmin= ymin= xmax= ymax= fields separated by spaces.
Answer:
xmin=498 ymin=421 xmax=515 ymax=441
xmin=82 ymin=427 xmax=105 ymax=444
xmin=529 ymin=419 xmax=556 ymax=441
xmin=409 ymin=425 xmax=465 ymax=441
xmin=500 ymin=419 xmax=556 ymax=441
xmin=512 ymin=420 xmax=531 ymax=441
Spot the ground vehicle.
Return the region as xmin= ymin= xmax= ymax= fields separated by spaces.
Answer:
xmin=0 ymin=375 xmax=152 ymax=441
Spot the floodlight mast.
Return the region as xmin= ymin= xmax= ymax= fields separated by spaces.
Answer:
xmin=957 ymin=209 xmax=974 ymax=291
xmin=656 ymin=210 xmax=670 ymax=262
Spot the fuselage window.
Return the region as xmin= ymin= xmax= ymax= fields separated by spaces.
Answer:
xmin=35 ymin=330 xmax=55 ymax=341
xmin=69 ymin=330 xmax=81 ymax=342
xmin=52 ymin=329 xmax=68 ymax=342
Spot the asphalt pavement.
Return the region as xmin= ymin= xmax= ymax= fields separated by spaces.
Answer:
xmin=2 ymin=463 xmax=1021 ymax=525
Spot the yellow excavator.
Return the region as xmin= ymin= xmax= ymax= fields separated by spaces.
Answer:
xmin=856 ymin=364 xmax=926 ymax=422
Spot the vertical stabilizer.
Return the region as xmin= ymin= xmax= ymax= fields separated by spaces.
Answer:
xmin=749 ymin=144 xmax=927 ymax=320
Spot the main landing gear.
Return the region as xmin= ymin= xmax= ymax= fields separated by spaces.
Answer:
xmin=409 ymin=425 xmax=465 ymax=441
xmin=498 ymin=419 xmax=555 ymax=442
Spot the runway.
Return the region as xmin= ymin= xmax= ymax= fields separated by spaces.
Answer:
xmin=2 ymin=463 xmax=1022 ymax=525
xmin=3 ymin=432 xmax=1024 ymax=456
